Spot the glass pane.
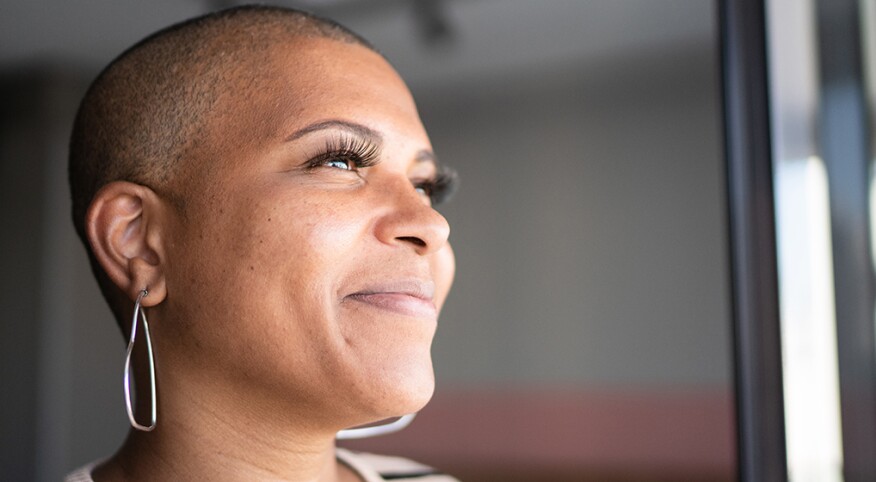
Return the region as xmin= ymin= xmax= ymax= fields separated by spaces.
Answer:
xmin=27 ymin=2 xmax=735 ymax=481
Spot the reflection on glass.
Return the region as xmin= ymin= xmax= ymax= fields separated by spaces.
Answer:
xmin=767 ymin=0 xmax=843 ymax=479
xmin=862 ymin=1 xmax=876 ymax=275
xmin=774 ymin=157 xmax=843 ymax=481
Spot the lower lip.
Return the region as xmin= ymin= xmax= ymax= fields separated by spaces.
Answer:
xmin=346 ymin=293 xmax=438 ymax=319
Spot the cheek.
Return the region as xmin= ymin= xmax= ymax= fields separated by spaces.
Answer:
xmin=211 ymin=188 xmax=337 ymax=263
xmin=165 ymin=191 xmax=367 ymax=356
xmin=161 ymin=195 xmax=384 ymax=413
xmin=223 ymin=196 xmax=364 ymax=317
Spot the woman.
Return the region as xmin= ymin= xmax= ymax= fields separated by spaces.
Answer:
xmin=65 ymin=5 xmax=458 ymax=481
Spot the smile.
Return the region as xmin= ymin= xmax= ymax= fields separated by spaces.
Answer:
xmin=345 ymin=280 xmax=437 ymax=318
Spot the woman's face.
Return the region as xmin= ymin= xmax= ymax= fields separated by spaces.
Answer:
xmin=156 ymin=38 xmax=455 ymax=429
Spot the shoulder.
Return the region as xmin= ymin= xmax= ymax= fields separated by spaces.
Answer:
xmin=336 ymin=448 xmax=460 ymax=482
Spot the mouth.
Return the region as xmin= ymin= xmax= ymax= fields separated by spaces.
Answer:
xmin=345 ymin=280 xmax=438 ymax=318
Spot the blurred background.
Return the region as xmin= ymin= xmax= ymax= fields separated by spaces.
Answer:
xmin=7 ymin=1 xmax=874 ymax=481
xmin=1 ymin=1 xmax=733 ymax=481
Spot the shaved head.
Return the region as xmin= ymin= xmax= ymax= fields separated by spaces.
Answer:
xmin=69 ymin=5 xmax=375 ymax=325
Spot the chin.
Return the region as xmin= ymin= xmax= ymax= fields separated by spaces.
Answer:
xmin=357 ymin=354 xmax=436 ymax=422
xmin=395 ymin=371 xmax=436 ymax=414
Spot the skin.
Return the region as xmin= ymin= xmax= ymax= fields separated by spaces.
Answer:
xmin=85 ymin=37 xmax=455 ymax=481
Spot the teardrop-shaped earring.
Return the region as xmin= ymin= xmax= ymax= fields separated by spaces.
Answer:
xmin=124 ymin=288 xmax=157 ymax=431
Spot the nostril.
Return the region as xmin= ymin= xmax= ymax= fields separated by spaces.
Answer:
xmin=397 ymin=236 xmax=426 ymax=248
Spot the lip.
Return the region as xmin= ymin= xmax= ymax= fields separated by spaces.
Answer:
xmin=345 ymin=280 xmax=437 ymax=318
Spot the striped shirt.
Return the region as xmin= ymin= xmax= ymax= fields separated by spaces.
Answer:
xmin=64 ymin=448 xmax=458 ymax=481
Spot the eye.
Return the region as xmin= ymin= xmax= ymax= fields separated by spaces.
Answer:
xmin=323 ymin=157 xmax=356 ymax=171
xmin=413 ymin=183 xmax=432 ymax=198
xmin=413 ymin=166 xmax=459 ymax=205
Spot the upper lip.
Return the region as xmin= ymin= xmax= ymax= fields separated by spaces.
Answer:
xmin=347 ymin=279 xmax=436 ymax=302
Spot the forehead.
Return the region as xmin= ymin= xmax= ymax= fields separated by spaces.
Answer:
xmin=234 ymin=38 xmax=423 ymax=139
xmin=272 ymin=38 xmax=412 ymax=102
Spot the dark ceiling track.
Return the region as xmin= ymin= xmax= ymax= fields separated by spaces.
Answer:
xmin=719 ymin=0 xmax=788 ymax=480
xmin=412 ymin=0 xmax=454 ymax=46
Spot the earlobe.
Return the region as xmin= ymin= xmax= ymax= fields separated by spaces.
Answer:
xmin=86 ymin=181 xmax=168 ymax=306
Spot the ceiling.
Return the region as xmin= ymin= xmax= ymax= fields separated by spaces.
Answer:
xmin=0 ymin=0 xmax=714 ymax=87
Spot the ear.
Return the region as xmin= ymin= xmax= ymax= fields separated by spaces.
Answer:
xmin=86 ymin=181 xmax=168 ymax=308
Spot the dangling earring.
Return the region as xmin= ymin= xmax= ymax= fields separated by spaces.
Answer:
xmin=124 ymin=288 xmax=157 ymax=431
xmin=336 ymin=413 xmax=416 ymax=440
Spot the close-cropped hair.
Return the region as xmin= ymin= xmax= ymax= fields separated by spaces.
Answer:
xmin=68 ymin=5 xmax=375 ymax=330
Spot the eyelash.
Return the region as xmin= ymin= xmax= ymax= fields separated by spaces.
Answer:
xmin=305 ymin=135 xmax=380 ymax=172
xmin=305 ymin=135 xmax=459 ymax=205
xmin=415 ymin=165 xmax=459 ymax=205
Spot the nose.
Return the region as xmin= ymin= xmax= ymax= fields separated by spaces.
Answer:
xmin=374 ymin=179 xmax=451 ymax=256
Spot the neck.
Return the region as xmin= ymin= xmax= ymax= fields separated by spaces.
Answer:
xmin=95 ymin=369 xmax=357 ymax=482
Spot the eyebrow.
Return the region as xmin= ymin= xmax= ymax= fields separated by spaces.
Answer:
xmin=285 ymin=119 xmax=381 ymax=143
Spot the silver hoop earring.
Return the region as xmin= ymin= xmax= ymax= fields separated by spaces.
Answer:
xmin=336 ymin=413 xmax=416 ymax=440
xmin=124 ymin=288 xmax=157 ymax=431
